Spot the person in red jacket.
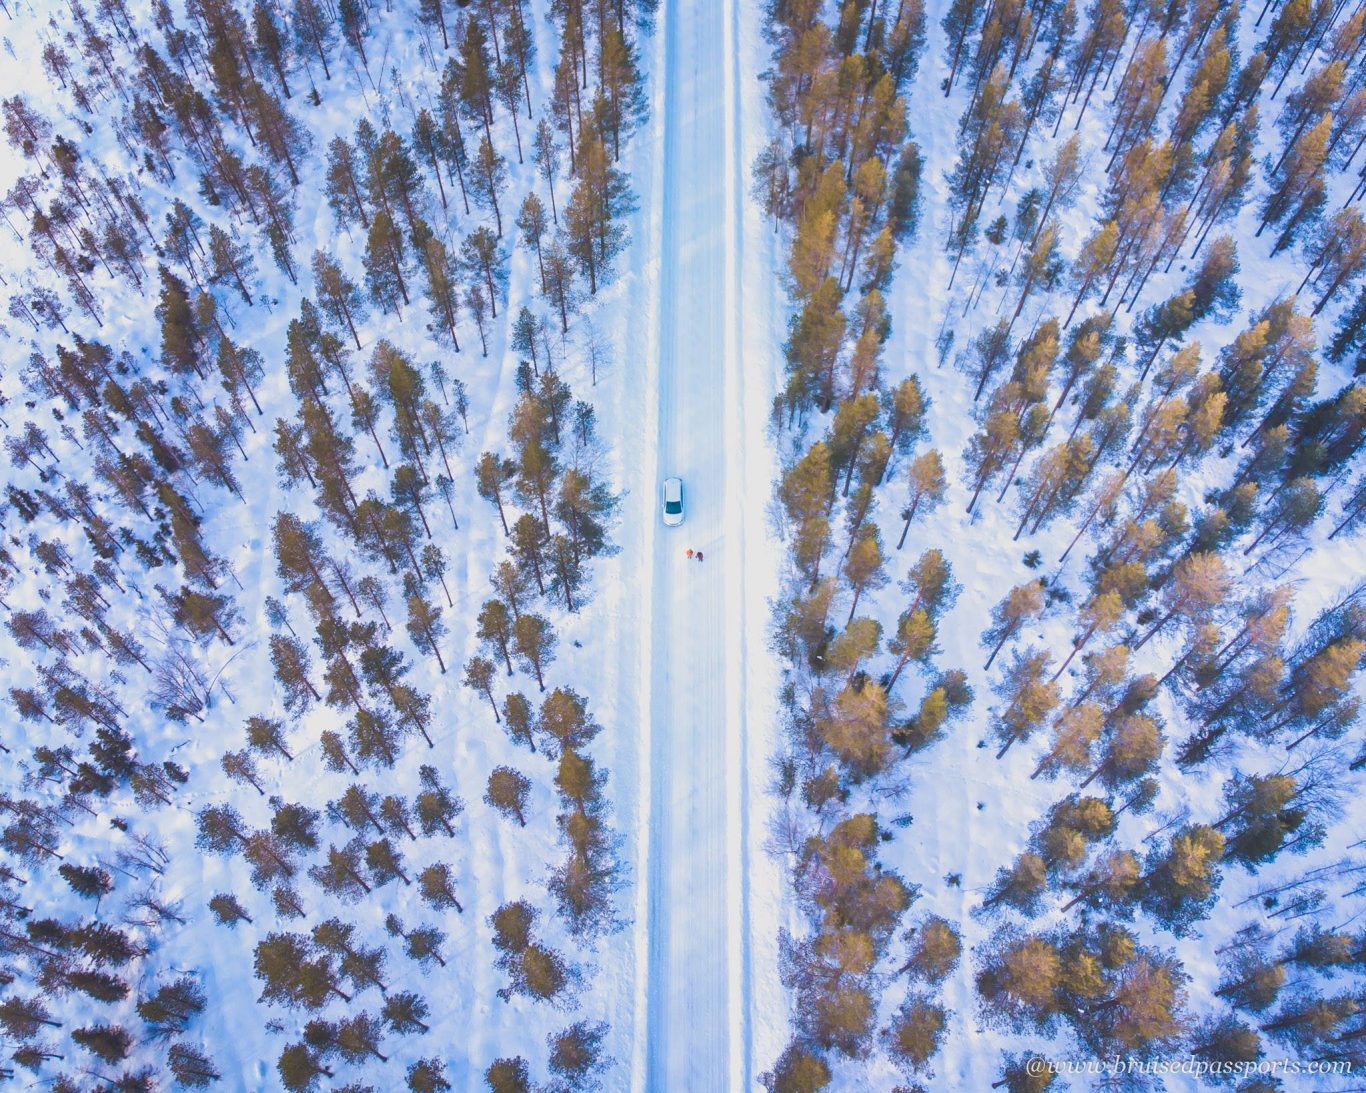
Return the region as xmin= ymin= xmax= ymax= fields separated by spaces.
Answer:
xmin=686 ymin=548 xmax=694 ymax=559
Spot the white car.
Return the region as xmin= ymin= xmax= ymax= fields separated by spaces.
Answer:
xmin=662 ymin=477 xmax=684 ymax=526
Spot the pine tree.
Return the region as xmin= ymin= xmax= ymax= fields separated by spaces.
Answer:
xmin=250 ymin=84 xmax=310 ymax=186
xmin=486 ymin=766 xmax=531 ymax=826
xmin=762 ymin=1043 xmax=831 ymax=1092
xmin=1135 ymin=236 xmax=1238 ymax=376
xmin=458 ymin=20 xmax=496 ymax=144
xmin=512 ymin=613 xmax=556 ymax=691
xmin=338 ymin=0 xmax=370 ymax=68
xmin=886 ymin=608 xmax=936 ymax=690
xmin=1258 ymin=113 xmax=1330 ymax=249
xmin=241 ymin=716 xmax=293 ymax=763
xmin=402 ymin=768 xmax=454 ymax=837
xmin=517 ymin=192 xmax=549 ymax=291
xmin=486 ymin=1056 xmax=532 ymax=1093
xmin=1329 ymin=471 xmax=1366 ymax=540
xmin=829 ymin=394 xmax=880 ymax=498
xmin=208 ymin=892 xmax=252 ymax=926
xmin=899 ymin=914 xmax=961 ymax=982
xmin=994 ymin=648 xmax=1061 ymax=757
xmin=312 ymin=251 xmax=367 ymax=349
xmin=463 ymin=655 xmax=500 ymax=720
xmin=405 ymin=590 xmax=447 ymax=674
xmin=417 ymin=862 xmax=464 ymax=913
xmin=548 ymin=1021 xmax=608 ymax=1086
xmin=324 ymin=135 xmax=369 ymax=230
xmin=538 ymin=687 xmax=600 ymax=754
xmin=899 ymin=552 xmax=959 ymax=632
xmin=366 ymin=837 xmax=411 ymax=886
xmin=0 ymin=996 xmax=61 ymax=1038
xmin=1141 ymin=824 xmax=1225 ymax=934
xmin=2 ymin=95 xmax=53 ymax=161
xmin=599 ymin=25 xmax=646 ymax=160
xmin=564 ymin=134 xmax=632 ymax=294
xmin=412 ymin=110 xmax=451 ymax=214
xmin=1080 ymin=713 xmax=1164 ymax=790
xmin=379 ymin=990 xmax=431 ymax=1036
xmin=207 ymin=223 xmax=257 ymax=305
xmin=272 ymin=802 xmax=320 ymax=854
xmin=414 ymin=241 xmax=460 ymax=352
xmin=895 ymin=449 xmax=946 ymax=549
xmin=1008 ymin=222 xmax=1061 ymax=331
xmin=335 ymin=1012 xmax=388 ymax=1062
xmin=982 ymin=580 xmax=1045 ymax=670
xmin=471 ymin=135 xmax=507 ymax=236
xmin=977 ymin=931 xmax=1061 ymax=1029
xmin=785 ymin=278 xmax=846 ymax=415
xmin=475 ymin=451 xmax=517 ymax=534
xmin=270 ymin=633 xmax=322 ymax=712
xmin=278 ymin=1041 xmax=332 ymax=1091
xmin=1135 ymin=552 xmax=1229 ymax=649
xmin=1065 ymin=221 xmax=1119 ymax=327
xmin=58 ymin=861 xmax=114 ymax=905
xmin=364 ymin=208 xmax=409 ymax=314
xmin=983 ymin=851 xmax=1049 ymax=913
xmin=72 ymin=1024 xmax=132 ymax=1063
xmin=542 ymin=234 xmax=578 ymax=331
xmin=408 ymin=1057 xmax=452 ymax=1092
xmin=1031 ymin=702 xmax=1103 ymax=780
xmin=461 ymin=226 xmax=507 ymax=318
xmin=1192 ymin=1017 xmax=1261 ymax=1074
xmin=1299 ymin=206 xmax=1366 ymax=317
xmin=307 ymin=841 xmax=373 ymax=903
xmin=163 ymin=1043 xmax=218 ymax=1087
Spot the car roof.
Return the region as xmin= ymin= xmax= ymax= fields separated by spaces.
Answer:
xmin=664 ymin=477 xmax=682 ymax=498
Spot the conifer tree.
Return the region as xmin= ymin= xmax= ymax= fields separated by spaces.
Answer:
xmin=513 ymin=613 xmax=556 ymax=691
xmin=564 ymin=134 xmax=632 ymax=295
xmin=1257 ymin=113 xmax=1330 ymax=251
xmin=470 ymin=136 xmax=507 ymax=236
xmin=896 ymin=449 xmax=946 ymax=549
xmin=984 ymin=849 xmax=1049 ymax=914
xmin=1142 ymin=825 xmax=1225 ymax=934
xmin=405 ymin=590 xmax=447 ymax=674
xmin=977 ymin=931 xmax=1061 ymax=1029
xmin=548 ymin=1021 xmax=609 ymax=1086
xmin=463 ymin=655 xmax=500 ymax=721
xmin=994 ymin=649 xmax=1061 ymax=758
xmin=517 ymin=192 xmax=549 ymax=292
xmin=843 ymin=525 xmax=888 ymax=624
xmin=982 ymin=580 xmax=1046 ymax=670
xmin=312 ymin=251 xmax=367 ymax=349
xmin=486 ymin=766 xmax=531 ymax=826
xmin=58 ymin=861 xmax=115 ymax=906
xmin=364 ymin=208 xmax=409 ymax=314
xmin=461 ymin=226 xmax=507 ymax=318
xmin=1299 ymin=207 xmax=1366 ymax=317
xmin=1135 ymin=552 xmax=1229 ymax=650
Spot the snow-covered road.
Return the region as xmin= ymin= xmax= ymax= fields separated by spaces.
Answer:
xmin=642 ymin=0 xmax=750 ymax=1086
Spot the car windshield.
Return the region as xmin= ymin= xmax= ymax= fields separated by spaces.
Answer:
xmin=665 ymin=500 xmax=682 ymax=514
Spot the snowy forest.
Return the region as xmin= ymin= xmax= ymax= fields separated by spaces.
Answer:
xmin=0 ymin=0 xmax=1364 ymax=1088
xmin=0 ymin=0 xmax=645 ymax=1087
xmin=757 ymin=0 xmax=1366 ymax=1087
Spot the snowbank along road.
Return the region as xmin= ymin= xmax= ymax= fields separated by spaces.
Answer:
xmin=644 ymin=0 xmax=752 ymax=1087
